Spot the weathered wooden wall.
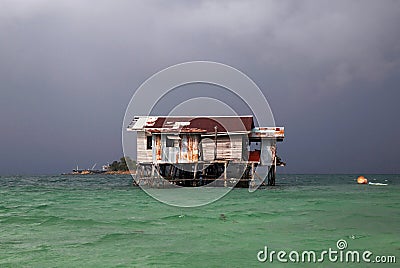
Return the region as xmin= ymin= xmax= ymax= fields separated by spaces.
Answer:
xmin=151 ymin=134 xmax=200 ymax=163
xmin=137 ymin=131 xmax=152 ymax=163
xmin=260 ymin=138 xmax=276 ymax=166
xmin=200 ymin=135 xmax=243 ymax=161
xmin=139 ymin=133 xmax=275 ymax=164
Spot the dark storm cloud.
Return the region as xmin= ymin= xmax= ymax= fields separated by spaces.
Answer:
xmin=0 ymin=0 xmax=399 ymax=174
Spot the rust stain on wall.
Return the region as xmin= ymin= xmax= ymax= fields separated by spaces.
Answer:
xmin=155 ymin=135 xmax=161 ymax=161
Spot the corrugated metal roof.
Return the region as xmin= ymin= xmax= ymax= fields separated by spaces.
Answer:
xmin=128 ymin=116 xmax=254 ymax=133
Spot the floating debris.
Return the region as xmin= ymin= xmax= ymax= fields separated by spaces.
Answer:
xmin=357 ymin=176 xmax=368 ymax=184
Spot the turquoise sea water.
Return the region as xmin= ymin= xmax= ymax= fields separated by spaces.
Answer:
xmin=1 ymin=174 xmax=399 ymax=267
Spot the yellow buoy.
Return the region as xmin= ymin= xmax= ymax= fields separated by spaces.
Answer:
xmin=357 ymin=176 xmax=368 ymax=184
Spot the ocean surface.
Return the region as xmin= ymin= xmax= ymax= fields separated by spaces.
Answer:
xmin=0 ymin=174 xmax=399 ymax=267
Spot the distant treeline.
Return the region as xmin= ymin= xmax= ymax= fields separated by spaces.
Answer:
xmin=108 ymin=157 xmax=136 ymax=171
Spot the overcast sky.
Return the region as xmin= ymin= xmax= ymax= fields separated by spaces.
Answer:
xmin=1 ymin=0 xmax=399 ymax=174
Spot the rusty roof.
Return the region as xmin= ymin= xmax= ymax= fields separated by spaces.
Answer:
xmin=129 ymin=116 xmax=254 ymax=133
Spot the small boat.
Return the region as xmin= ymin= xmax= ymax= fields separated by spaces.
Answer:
xmin=368 ymin=182 xmax=388 ymax=186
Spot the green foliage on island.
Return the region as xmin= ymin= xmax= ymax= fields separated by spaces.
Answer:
xmin=109 ymin=156 xmax=136 ymax=171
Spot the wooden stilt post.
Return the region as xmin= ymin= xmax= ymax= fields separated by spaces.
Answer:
xmin=267 ymin=166 xmax=271 ymax=186
xmin=194 ymin=163 xmax=198 ymax=186
xmin=272 ymin=165 xmax=276 ymax=186
xmin=169 ymin=164 xmax=173 ymax=179
xmin=172 ymin=165 xmax=176 ymax=180
xmin=251 ymin=162 xmax=255 ymax=187
xmin=271 ymin=156 xmax=277 ymax=186
xmin=224 ymin=161 xmax=227 ymax=187
xmin=202 ymin=163 xmax=206 ymax=186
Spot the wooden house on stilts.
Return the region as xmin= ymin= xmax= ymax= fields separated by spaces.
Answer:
xmin=127 ymin=116 xmax=285 ymax=188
